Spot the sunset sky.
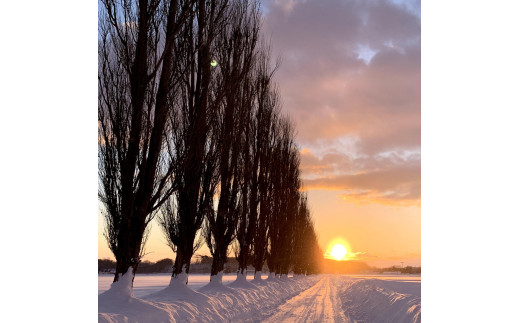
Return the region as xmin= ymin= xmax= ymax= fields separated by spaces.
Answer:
xmin=98 ymin=0 xmax=421 ymax=268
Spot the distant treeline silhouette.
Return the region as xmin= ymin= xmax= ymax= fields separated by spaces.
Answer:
xmin=99 ymin=0 xmax=321 ymax=286
xmin=374 ymin=265 xmax=421 ymax=274
xmin=99 ymin=256 xmax=272 ymax=274
xmin=99 ymin=257 xmax=420 ymax=275
xmin=321 ymin=259 xmax=421 ymax=274
xmin=99 ymin=258 xmax=173 ymax=274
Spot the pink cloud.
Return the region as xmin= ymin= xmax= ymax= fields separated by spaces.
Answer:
xmin=265 ymin=0 xmax=420 ymax=205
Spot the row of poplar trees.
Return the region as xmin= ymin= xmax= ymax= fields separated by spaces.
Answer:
xmin=98 ymin=0 xmax=322 ymax=287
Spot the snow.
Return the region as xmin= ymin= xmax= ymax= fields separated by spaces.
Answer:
xmin=99 ymin=268 xmax=175 ymax=323
xmin=171 ymin=265 xmax=189 ymax=285
xmin=98 ymin=273 xmax=251 ymax=298
xmin=100 ymin=273 xmax=319 ymax=322
xmin=209 ymin=271 xmax=223 ymax=284
xmin=99 ymin=267 xmax=134 ymax=299
xmin=339 ymin=278 xmax=421 ymax=323
xmin=99 ymin=274 xmax=421 ymax=322
xmin=252 ymin=271 xmax=269 ymax=286
xmin=144 ymin=271 xmax=209 ymax=304
xmin=227 ymin=271 xmax=257 ymax=289
xmin=262 ymin=275 xmax=351 ymax=322
xmin=198 ymin=271 xmax=236 ymax=293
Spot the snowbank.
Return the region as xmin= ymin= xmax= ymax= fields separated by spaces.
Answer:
xmin=99 ymin=267 xmax=135 ymax=299
xmin=99 ymin=274 xmax=421 ymax=323
xmin=227 ymin=271 xmax=257 ymax=289
xmin=339 ymin=278 xmax=421 ymax=323
xmin=251 ymin=271 xmax=269 ymax=286
xmin=99 ymin=275 xmax=320 ymax=323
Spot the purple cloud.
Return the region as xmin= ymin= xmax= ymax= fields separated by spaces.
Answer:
xmin=264 ymin=0 xmax=421 ymax=205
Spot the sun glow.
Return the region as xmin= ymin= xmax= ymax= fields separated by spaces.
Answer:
xmin=325 ymin=237 xmax=351 ymax=261
xmin=331 ymin=244 xmax=347 ymax=261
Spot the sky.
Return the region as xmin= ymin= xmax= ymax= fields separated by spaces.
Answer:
xmin=98 ymin=0 xmax=421 ymax=268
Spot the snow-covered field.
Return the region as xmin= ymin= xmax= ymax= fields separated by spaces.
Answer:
xmin=98 ymin=273 xmax=253 ymax=298
xmin=99 ymin=274 xmax=420 ymax=322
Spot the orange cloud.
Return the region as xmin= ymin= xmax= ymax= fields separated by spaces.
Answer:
xmin=299 ymin=146 xmax=420 ymax=205
xmin=339 ymin=190 xmax=420 ymax=207
xmin=265 ymin=0 xmax=421 ymax=207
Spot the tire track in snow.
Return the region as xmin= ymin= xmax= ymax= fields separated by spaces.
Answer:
xmin=261 ymin=275 xmax=354 ymax=323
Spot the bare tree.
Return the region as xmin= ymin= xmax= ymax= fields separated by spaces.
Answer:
xmin=250 ymin=50 xmax=281 ymax=278
xmin=266 ymin=116 xmax=301 ymax=277
xmin=292 ymin=193 xmax=308 ymax=275
xmin=235 ymin=40 xmax=281 ymax=281
xmin=157 ymin=0 xmax=229 ymax=284
xmin=203 ymin=0 xmax=261 ymax=283
xmin=301 ymin=217 xmax=323 ymax=275
xmin=99 ymin=0 xmax=322 ymax=292
xmin=292 ymin=193 xmax=322 ymax=275
xmin=279 ymin=134 xmax=301 ymax=276
xmin=234 ymin=96 xmax=255 ymax=278
xmin=98 ymin=0 xmax=195 ymax=286
xmin=235 ymin=99 xmax=254 ymax=278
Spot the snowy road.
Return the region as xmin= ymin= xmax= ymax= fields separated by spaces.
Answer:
xmin=261 ymin=275 xmax=354 ymax=323
xmin=99 ymin=274 xmax=420 ymax=322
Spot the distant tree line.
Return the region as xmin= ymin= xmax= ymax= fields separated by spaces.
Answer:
xmin=99 ymin=256 xmax=269 ymax=274
xmin=99 ymin=258 xmax=420 ymax=275
xmin=374 ymin=266 xmax=421 ymax=274
xmin=317 ymin=260 xmax=421 ymax=275
xmin=99 ymin=0 xmax=322 ymax=287
xmin=99 ymin=258 xmax=174 ymax=274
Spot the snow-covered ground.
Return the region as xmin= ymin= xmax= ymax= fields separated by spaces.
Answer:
xmin=98 ymin=273 xmax=253 ymax=298
xmin=99 ymin=274 xmax=420 ymax=322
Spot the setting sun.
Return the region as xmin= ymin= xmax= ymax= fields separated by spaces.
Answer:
xmin=325 ymin=237 xmax=351 ymax=261
xmin=331 ymin=244 xmax=347 ymax=261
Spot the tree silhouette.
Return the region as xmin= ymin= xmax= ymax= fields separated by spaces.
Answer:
xmin=100 ymin=0 xmax=324 ymax=290
xmin=157 ymin=0 xmax=229 ymax=283
xmin=203 ymin=0 xmax=261 ymax=281
xmin=98 ymin=0 xmax=195 ymax=284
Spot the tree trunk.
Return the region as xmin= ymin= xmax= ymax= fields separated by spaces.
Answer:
xmin=237 ymin=244 xmax=249 ymax=276
xmin=171 ymin=246 xmax=194 ymax=285
xmin=210 ymin=247 xmax=227 ymax=279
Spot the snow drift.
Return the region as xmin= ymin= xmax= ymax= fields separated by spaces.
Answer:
xmin=339 ymin=278 xmax=421 ymax=323
xmin=99 ymin=274 xmax=421 ymax=323
xmin=99 ymin=274 xmax=320 ymax=323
